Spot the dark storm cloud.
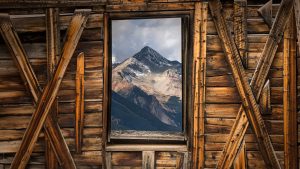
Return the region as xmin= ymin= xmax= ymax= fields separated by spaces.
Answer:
xmin=111 ymin=18 xmax=181 ymax=63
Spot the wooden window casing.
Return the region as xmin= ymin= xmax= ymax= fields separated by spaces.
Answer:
xmin=103 ymin=11 xmax=193 ymax=145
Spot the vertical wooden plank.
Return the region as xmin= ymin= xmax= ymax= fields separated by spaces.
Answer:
xmin=183 ymin=152 xmax=189 ymax=169
xmin=295 ymin=0 xmax=300 ymax=53
xmin=102 ymin=12 xmax=109 ymax=169
xmin=9 ymin=9 xmax=90 ymax=169
xmin=234 ymin=140 xmax=247 ymax=169
xmin=234 ymin=0 xmax=248 ymax=68
xmin=75 ymin=52 xmax=85 ymax=154
xmin=105 ymin=152 xmax=112 ymax=169
xmin=283 ymin=11 xmax=298 ymax=169
xmin=45 ymin=7 xmax=60 ymax=169
xmin=142 ymin=151 xmax=155 ymax=169
xmin=192 ymin=2 xmax=207 ymax=169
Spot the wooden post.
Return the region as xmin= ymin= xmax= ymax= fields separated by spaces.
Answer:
xmin=75 ymin=52 xmax=85 ymax=154
xmin=9 ymin=9 xmax=90 ymax=169
xmin=208 ymin=0 xmax=296 ymax=168
xmin=102 ymin=13 xmax=109 ymax=169
xmin=283 ymin=12 xmax=298 ymax=169
xmin=214 ymin=0 xmax=295 ymax=168
xmin=192 ymin=2 xmax=207 ymax=169
xmin=105 ymin=152 xmax=112 ymax=169
xmin=295 ymin=0 xmax=300 ymax=53
xmin=45 ymin=7 xmax=60 ymax=169
xmin=142 ymin=151 xmax=155 ymax=169
xmin=233 ymin=0 xmax=248 ymax=68
xmin=0 ymin=13 xmax=76 ymax=169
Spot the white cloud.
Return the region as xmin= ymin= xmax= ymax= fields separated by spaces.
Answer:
xmin=112 ymin=18 xmax=182 ymax=63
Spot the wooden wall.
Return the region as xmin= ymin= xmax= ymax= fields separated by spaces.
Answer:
xmin=0 ymin=0 xmax=297 ymax=168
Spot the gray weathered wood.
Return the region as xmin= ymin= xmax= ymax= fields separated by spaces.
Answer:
xmin=9 ymin=9 xmax=90 ymax=169
xmin=142 ymin=151 xmax=155 ymax=169
xmin=215 ymin=0 xmax=295 ymax=168
xmin=258 ymin=0 xmax=273 ymax=28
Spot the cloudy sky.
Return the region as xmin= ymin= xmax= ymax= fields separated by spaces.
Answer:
xmin=111 ymin=18 xmax=182 ymax=63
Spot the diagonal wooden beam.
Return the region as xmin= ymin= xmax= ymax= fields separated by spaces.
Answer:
xmin=0 ymin=13 xmax=76 ymax=169
xmin=75 ymin=52 xmax=85 ymax=154
xmin=233 ymin=0 xmax=248 ymax=68
xmin=209 ymin=0 xmax=294 ymax=168
xmin=233 ymin=140 xmax=247 ymax=169
xmin=214 ymin=0 xmax=295 ymax=168
xmin=4 ymin=9 xmax=90 ymax=169
xmin=45 ymin=7 xmax=60 ymax=169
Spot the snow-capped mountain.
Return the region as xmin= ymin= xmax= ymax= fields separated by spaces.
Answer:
xmin=111 ymin=46 xmax=182 ymax=131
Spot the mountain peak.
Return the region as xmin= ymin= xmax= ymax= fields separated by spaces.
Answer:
xmin=140 ymin=45 xmax=154 ymax=52
xmin=133 ymin=46 xmax=170 ymax=67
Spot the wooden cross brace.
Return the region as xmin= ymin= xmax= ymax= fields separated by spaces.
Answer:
xmin=0 ymin=9 xmax=90 ymax=169
xmin=208 ymin=0 xmax=294 ymax=168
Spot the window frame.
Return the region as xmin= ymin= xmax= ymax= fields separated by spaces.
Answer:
xmin=103 ymin=11 xmax=192 ymax=144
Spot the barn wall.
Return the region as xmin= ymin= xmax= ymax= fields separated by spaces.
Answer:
xmin=205 ymin=4 xmax=285 ymax=168
xmin=0 ymin=1 xmax=296 ymax=169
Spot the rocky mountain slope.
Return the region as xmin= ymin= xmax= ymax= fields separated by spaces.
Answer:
xmin=111 ymin=46 xmax=182 ymax=131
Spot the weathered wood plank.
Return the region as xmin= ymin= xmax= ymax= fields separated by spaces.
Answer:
xmin=283 ymin=12 xmax=298 ymax=169
xmin=142 ymin=151 xmax=155 ymax=169
xmin=258 ymin=0 xmax=273 ymax=28
xmin=9 ymin=9 xmax=90 ymax=169
xmin=213 ymin=0 xmax=294 ymax=168
xmin=295 ymin=0 xmax=300 ymax=54
xmin=192 ymin=2 xmax=207 ymax=169
xmin=0 ymin=0 xmax=106 ymax=9
xmin=45 ymin=7 xmax=60 ymax=169
xmin=75 ymin=52 xmax=85 ymax=154
xmin=106 ymin=3 xmax=194 ymax=12
xmin=102 ymin=13 xmax=109 ymax=169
